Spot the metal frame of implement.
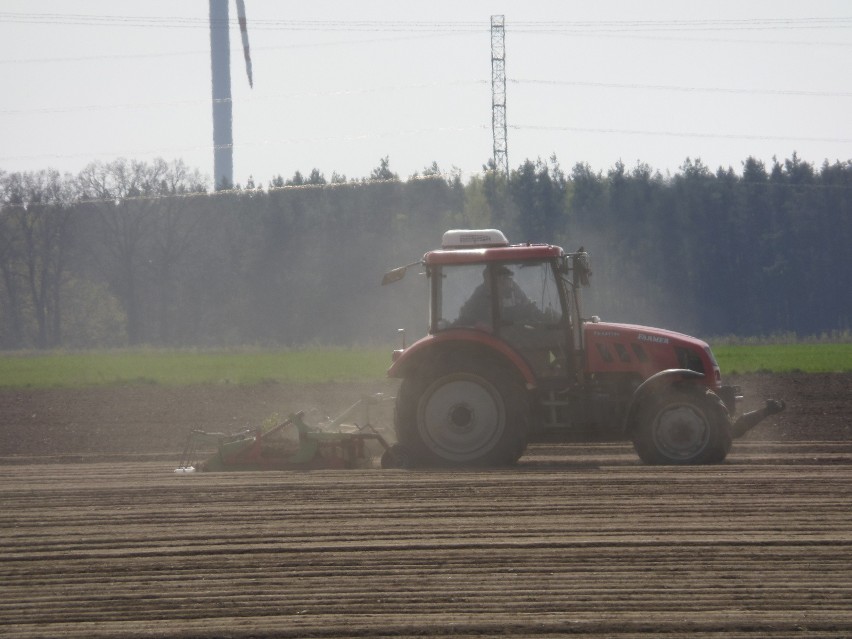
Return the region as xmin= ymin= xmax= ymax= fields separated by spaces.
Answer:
xmin=176 ymin=394 xmax=397 ymax=472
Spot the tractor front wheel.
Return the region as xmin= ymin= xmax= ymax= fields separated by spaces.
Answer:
xmin=395 ymin=361 xmax=529 ymax=467
xmin=632 ymin=389 xmax=731 ymax=465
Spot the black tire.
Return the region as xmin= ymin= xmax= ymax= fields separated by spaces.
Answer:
xmin=395 ymin=360 xmax=529 ymax=467
xmin=632 ymin=389 xmax=731 ymax=465
xmin=702 ymin=393 xmax=733 ymax=463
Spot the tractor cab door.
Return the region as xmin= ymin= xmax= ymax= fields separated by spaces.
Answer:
xmin=494 ymin=260 xmax=573 ymax=381
xmin=434 ymin=260 xmax=573 ymax=381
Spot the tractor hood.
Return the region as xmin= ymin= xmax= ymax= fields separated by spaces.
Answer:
xmin=583 ymin=321 xmax=721 ymax=387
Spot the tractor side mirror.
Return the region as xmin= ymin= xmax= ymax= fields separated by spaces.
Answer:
xmin=381 ymin=260 xmax=422 ymax=286
xmin=382 ymin=266 xmax=407 ymax=286
xmin=571 ymin=250 xmax=591 ymax=287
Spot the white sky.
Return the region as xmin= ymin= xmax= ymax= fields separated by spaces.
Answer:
xmin=1 ymin=0 xmax=850 ymax=187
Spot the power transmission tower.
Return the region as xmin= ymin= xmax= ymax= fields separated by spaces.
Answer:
xmin=490 ymin=15 xmax=508 ymax=175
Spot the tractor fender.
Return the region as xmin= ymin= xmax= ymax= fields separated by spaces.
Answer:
xmin=621 ymin=368 xmax=711 ymax=435
xmin=387 ymin=330 xmax=538 ymax=389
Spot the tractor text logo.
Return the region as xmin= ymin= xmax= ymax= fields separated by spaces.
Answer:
xmin=637 ymin=334 xmax=669 ymax=344
xmin=459 ymin=234 xmax=491 ymax=244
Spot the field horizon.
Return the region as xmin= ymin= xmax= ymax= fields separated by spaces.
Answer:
xmin=0 ymin=343 xmax=850 ymax=389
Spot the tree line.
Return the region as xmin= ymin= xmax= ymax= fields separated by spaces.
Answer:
xmin=0 ymin=153 xmax=849 ymax=350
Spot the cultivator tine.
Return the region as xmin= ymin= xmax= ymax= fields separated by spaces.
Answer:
xmin=175 ymin=429 xmax=235 ymax=473
xmin=176 ymin=430 xmax=204 ymax=472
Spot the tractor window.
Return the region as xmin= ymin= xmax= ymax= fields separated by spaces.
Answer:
xmin=503 ymin=261 xmax=564 ymax=326
xmin=435 ymin=261 xmax=566 ymax=332
xmin=435 ymin=264 xmax=493 ymax=331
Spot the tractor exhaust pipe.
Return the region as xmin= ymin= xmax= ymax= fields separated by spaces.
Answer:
xmin=730 ymin=399 xmax=786 ymax=438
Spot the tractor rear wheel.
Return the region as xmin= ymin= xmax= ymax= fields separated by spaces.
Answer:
xmin=395 ymin=361 xmax=529 ymax=467
xmin=632 ymin=389 xmax=731 ymax=465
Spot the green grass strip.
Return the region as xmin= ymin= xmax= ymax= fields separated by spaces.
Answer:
xmin=712 ymin=343 xmax=852 ymax=374
xmin=1 ymin=343 xmax=849 ymax=389
xmin=0 ymin=349 xmax=393 ymax=389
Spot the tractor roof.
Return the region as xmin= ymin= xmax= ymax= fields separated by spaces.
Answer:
xmin=426 ymin=229 xmax=564 ymax=265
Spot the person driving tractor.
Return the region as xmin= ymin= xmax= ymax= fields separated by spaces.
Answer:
xmin=456 ymin=264 xmax=543 ymax=328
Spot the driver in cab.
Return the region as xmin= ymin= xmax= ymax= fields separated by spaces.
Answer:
xmin=455 ymin=265 xmax=542 ymax=329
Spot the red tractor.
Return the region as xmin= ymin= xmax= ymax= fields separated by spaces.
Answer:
xmin=383 ymin=229 xmax=785 ymax=467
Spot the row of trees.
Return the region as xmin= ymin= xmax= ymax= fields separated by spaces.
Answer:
xmin=1 ymin=153 xmax=850 ymax=350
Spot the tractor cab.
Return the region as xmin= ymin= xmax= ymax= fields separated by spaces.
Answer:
xmin=424 ymin=229 xmax=585 ymax=383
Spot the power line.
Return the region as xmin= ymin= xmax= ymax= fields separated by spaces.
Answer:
xmin=511 ymin=21 xmax=852 ymax=34
xmin=512 ymin=124 xmax=852 ymax=145
xmin=0 ymin=13 xmax=484 ymax=30
xmin=510 ymin=78 xmax=852 ymax=98
xmin=2 ymin=33 xmax=848 ymax=67
xmin=1 ymin=15 xmax=847 ymax=67
xmin=518 ymin=31 xmax=852 ymax=48
xmin=4 ymin=74 xmax=845 ymax=118
xmin=1 ymin=12 xmax=850 ymax=31
xmin=0 ymin=80 xmax=488 ymax=116
xmin=0 ymin=33 xmax=475 ymax=65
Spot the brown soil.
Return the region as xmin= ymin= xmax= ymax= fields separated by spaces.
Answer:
xmin=0 ymin=373 xmax=850 ymax=637
xmin=0 ymin=379 xmax=401 ymax=459
xmin=0 ymin=373 xmax=849 ymax=460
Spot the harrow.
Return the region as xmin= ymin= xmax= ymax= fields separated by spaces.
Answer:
xmin=175 ymin=394 xmax=404 ymax=472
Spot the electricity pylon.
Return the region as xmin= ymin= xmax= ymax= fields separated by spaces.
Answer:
xmin=491 ymin=15 xmax=508 ymax=176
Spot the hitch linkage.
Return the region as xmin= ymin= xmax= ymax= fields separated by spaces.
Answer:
xmin=731 ymin=399 xmax=787 ymax=439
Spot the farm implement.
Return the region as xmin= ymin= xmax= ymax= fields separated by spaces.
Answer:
xmin=175 ymin=394 xmax=403 ymax=472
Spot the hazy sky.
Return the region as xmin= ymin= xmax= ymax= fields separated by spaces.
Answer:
xmin=1 ymin=1 xmax=850 ymax=187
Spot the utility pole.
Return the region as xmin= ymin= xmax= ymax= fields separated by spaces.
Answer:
xmin=490 ymin=15 xmax=508 ymax=175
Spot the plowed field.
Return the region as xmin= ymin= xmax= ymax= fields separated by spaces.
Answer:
xmin=1 ymin=373 xmax=850 ymax=638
